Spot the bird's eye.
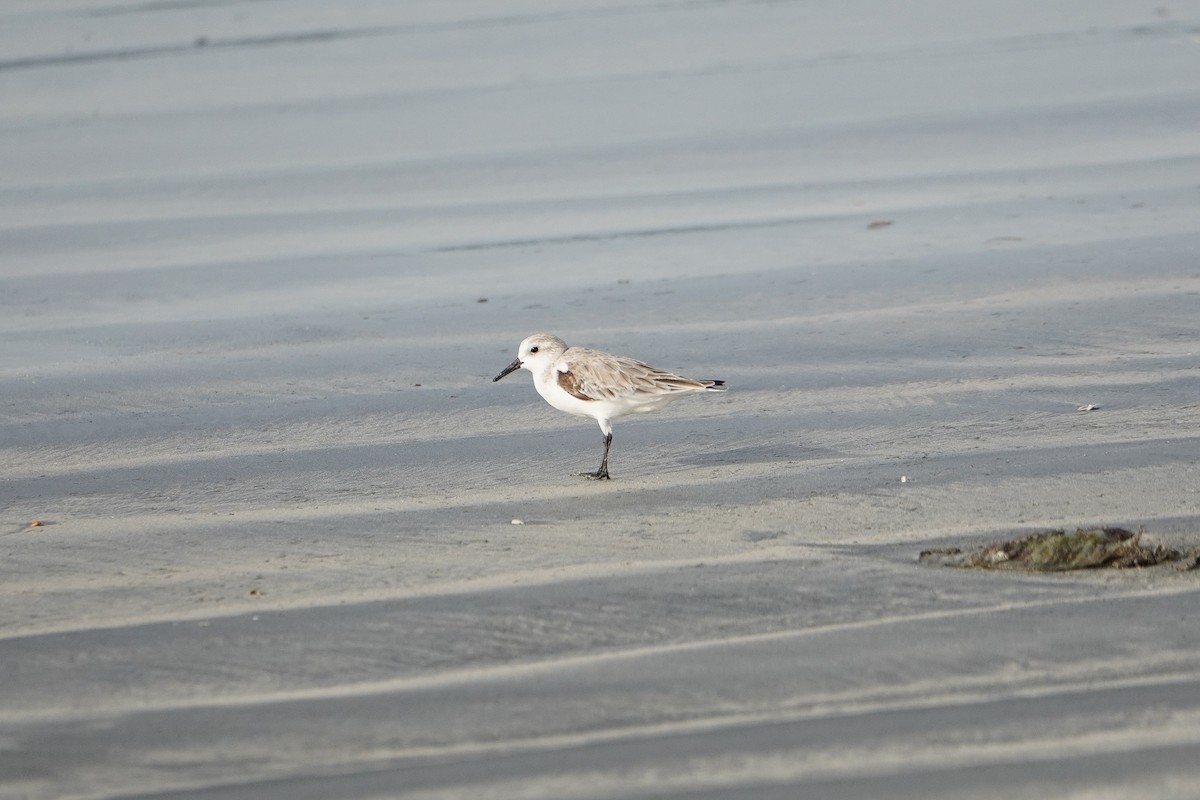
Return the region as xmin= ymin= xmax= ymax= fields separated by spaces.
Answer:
xmin=529 ymin=346 xmax=539 ymax=353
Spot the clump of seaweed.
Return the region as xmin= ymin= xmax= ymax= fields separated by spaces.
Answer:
xmin=920 ymin=527 xmax=1198 ymax=572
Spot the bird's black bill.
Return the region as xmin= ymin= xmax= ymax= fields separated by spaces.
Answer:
xmin=493 ymin=359 xmax=521 ymax=382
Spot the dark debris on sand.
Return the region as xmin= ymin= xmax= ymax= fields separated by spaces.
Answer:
xmin=919 ymin=527 xmax=1200 ymax=572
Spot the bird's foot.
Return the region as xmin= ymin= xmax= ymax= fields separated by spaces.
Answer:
xmin=577 ymin=469 xmax=611 ymax=480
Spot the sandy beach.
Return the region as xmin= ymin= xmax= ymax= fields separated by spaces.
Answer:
xmin=3 ymin=1 xmax=1200 ymax=797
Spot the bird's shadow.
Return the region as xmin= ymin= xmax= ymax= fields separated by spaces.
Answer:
xmin=678 ymin=444 xmax=831 ymax=466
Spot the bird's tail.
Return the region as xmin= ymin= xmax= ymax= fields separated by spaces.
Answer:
xmin=701 ymin=380 xmax=727 ymax=391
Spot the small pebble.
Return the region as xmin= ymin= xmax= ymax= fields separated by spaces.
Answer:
xmin=511 ymin=519 xmax=525 ymax=525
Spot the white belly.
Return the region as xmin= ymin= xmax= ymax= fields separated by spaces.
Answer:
xmin=534 ymin=374 xmax=604 ymax=419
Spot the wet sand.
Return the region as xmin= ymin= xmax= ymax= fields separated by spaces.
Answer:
xmin=2 ymin=1 xmax=1200 ymax=797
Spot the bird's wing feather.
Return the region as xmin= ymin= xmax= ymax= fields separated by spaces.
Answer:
xmin=557 ymin=348 xmax=710 ymax=401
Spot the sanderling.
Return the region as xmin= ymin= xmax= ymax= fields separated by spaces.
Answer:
xmin=493 ymin=333 xmax=726 ymax=479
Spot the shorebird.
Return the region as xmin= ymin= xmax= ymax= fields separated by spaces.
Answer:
xmin=493 ymin=333 xmax=725 ymax=479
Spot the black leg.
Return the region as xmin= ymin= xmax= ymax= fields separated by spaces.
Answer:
xmin=578 ymin=432 xmax=612 ymax=480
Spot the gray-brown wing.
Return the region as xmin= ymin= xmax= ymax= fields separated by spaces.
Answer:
xmin=557 ymin=347 xmax=711 ymax=401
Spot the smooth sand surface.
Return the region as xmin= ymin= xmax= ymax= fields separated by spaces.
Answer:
xmin=3 ymin=1 xmax=1200 ymax=797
